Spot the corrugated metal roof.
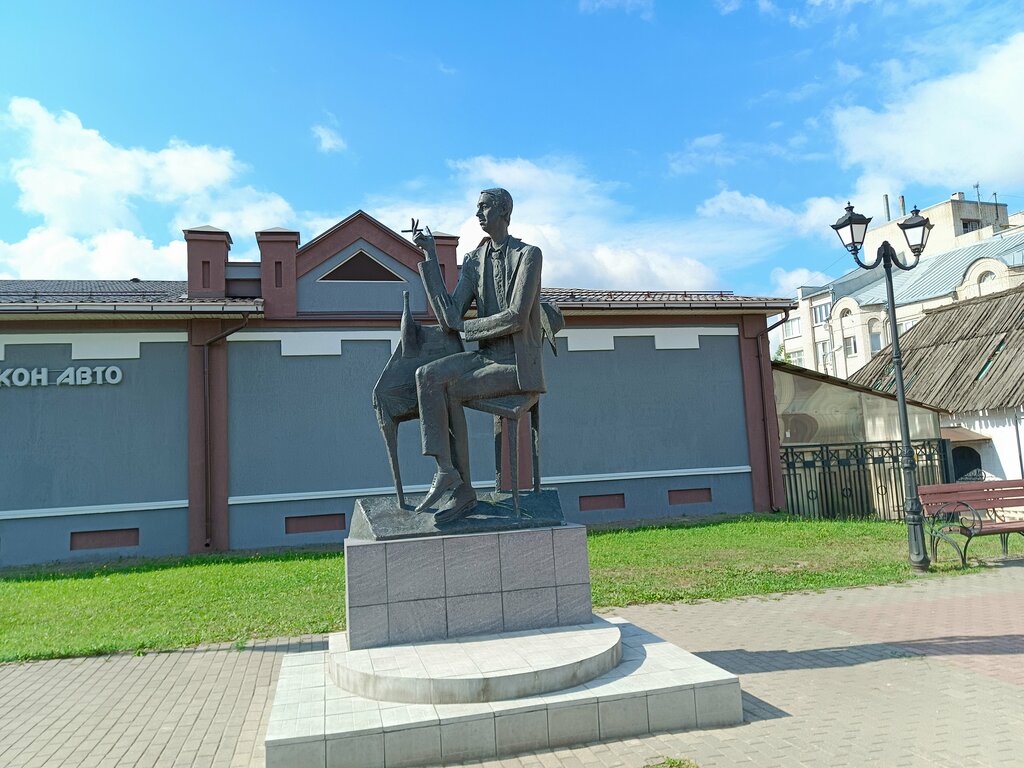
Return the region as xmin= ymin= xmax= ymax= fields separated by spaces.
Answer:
xmin=541 ymin=287 xmax=792 ymax=309
xmin=845 ymin=231 xmax=1024 ymax=307
xmin=0 ymin=280 xmax=262 ymax=314
xmin=0 ymin=281 xmax=793 ymax=312
xmin=849 ymin=284 xmax=1024 ymax=412
xmin=0 ymin=280 xmax=189 ymax=303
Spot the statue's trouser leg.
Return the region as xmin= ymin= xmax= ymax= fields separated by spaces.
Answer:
xmin=417 ymin=353 xmax=519 ymax=482
xmin=446 ymin=395 xmax=473 ymax=488
xmin=418 ymin=352 xmax=489 ymax=469
xmin=445 ymin=363 xmax=520 ymax=486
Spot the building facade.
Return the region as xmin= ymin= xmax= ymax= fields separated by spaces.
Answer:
xmin=781 ymin=194 xmax=1024 ymax=379
xmin=851 ymin=286 xmax=1024 ymax=483
xmin=0 ymin=212 xmax=792 ymax=567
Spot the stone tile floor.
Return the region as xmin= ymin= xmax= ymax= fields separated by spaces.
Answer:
xmin=2 ymin=560 xmax=1023 ymax=767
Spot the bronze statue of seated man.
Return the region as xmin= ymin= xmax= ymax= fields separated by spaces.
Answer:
xmin=409 ymin=188 xmax=547 ymax=521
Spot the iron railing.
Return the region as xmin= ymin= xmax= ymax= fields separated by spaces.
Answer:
xmin=781 ymin=439 xmax=951 ymax=520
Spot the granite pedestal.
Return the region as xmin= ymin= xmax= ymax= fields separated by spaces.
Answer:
xmin=265 ymin=618 xmax=743 ymax=768
xmin=265 ymin=490 xmax=744 ymax=767
xmin=345 ymin=496 xmax=589 ymax=651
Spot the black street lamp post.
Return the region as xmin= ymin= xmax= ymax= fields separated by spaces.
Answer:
xmin=831 ymin=203 xmax=934 ymax=572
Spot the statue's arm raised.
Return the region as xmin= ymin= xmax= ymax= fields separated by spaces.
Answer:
xmin=418 ymin=245 xmax=476 ymax=334
xmin=463 ymin=246 xmax=541 ymax=341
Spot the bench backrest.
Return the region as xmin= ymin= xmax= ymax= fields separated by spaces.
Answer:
xmin=919 ymin=479 xmax=1024 ymax=515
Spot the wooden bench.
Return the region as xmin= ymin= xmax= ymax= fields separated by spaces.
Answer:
xmin=918 ymin=479 xmax=1024 ymax=567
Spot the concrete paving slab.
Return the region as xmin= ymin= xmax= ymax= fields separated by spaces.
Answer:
xmin=3 ymin=562 xmax=1024 ymax=766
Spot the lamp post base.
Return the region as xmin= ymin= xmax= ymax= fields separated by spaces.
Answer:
xmin=906 ymin=511 xmax=931 ymax=572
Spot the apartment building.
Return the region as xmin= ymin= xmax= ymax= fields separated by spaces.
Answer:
xmin=781 ymin=193 xmax=1024 ymax=378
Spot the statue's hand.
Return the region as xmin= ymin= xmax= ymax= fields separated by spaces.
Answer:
xmin=413 ymin=227 xmax=437 ymax=260
xmin=436 ymin=301 xmax=463 ymax=334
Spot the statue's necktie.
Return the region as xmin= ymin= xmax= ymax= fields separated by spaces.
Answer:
xmin=491 ymin=248 xmax=505 ymax=306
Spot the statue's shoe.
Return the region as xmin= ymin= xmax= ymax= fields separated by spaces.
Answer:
xmin=434 ymin=486 xmax=478 ymax=524
xmin=414 ymin=469 xmax=461 ymax=513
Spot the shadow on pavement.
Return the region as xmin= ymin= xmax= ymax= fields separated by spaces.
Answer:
xmin=698 ymin=634 xmax=1024 ymax=674
xmin=742 ymin=691 xmax=790 ymax=722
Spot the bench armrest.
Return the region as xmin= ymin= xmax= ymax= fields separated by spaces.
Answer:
xmin=926 ymin=501 xmax=984 ymax=534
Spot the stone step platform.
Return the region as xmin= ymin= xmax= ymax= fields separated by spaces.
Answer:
xmin=328 ymin=619 xmax=623 ymax=704
xmin=266 ymin=617 xmax=743 ymax=768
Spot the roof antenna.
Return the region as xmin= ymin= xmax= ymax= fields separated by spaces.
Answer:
xmin=974 ymin=182 xmax=982 ymax=220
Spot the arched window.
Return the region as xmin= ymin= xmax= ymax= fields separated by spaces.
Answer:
xmin=978 ymin=270 xmax=998 ymax=296
xmin=868 ymin=319 xmax=882 ymax=355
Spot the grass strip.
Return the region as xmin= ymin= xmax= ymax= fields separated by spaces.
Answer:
xmin=0 ymin=516 xmax=1009 ymax=662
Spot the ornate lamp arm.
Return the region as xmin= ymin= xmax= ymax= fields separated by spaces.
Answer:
xmin=851 ymin=244 xmax=883 ymax=270
xmin=889 ymin=247 xmax=921 ymax=272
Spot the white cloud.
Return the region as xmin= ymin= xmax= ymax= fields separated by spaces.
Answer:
xmin=311 ymin=124 xmax=347 ymax=153
xmin=788 ymin=0 xmax=878 ymax=26
xmin=832 ymin=32 xmax=1024 ymax=191
xmin=769 ymin=266 xmax=832 ymax=297
xmin=667 ymin=133 xmax=739 ymax=175
xmin=0 ymin=98 xmax=300 ymax=277
xmin=0 ymin=227 xmax=186 ymax=280
xmin=714 ymin=0 xmax=742 ymax=13
xmin=697 ymin=187 xmax=848 ymax=247
xmin=362 ymin=156 xmax=827 ymax=293
xmin=751 ymin=80 xmax=824 ymax=105
xmin=5 ymin=97 xmax=242 ymax=235
xmin=835 ymin=60 xmax=863 ymax=83
xmin=669 ymin=133 xmax=826 ymax=175
xmin=578 ymin=0 xmax=654 ymax=20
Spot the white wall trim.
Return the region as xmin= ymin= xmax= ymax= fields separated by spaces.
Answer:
xmin=0 ymin=499 xmax=188 ymax=521
xmin=230 ymin=330 xmax=400 ymax=355
xmin=223 ymin=326 xmax=737 ymax=358
xmin=0 ymin=465 xmax=752 ymax=519
xmin=226 ymin=465 xmax=751 ymax=506
xmin=544 ymin=465 xmax=751 ymax=485
xmin=0 ymin=332 xmax=188 ymax=361
xmin=557 ymin=326 xmax=738 ymax=352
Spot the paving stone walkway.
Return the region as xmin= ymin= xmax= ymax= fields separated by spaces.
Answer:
xmin=2 ymin=561 xmax=1023 ymax=767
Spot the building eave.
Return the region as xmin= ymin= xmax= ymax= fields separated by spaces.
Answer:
xmin=0 ymin=300 xmax=264 ymax=316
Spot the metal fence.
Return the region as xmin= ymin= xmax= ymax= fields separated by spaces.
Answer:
xmin=781 ymin=439 xmax=951 ymax=521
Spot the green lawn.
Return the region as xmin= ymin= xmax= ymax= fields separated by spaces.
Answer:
xmin=0 ymin=516 xmax=1012 ymax=662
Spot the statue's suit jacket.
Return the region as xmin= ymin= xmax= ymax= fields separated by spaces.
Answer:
xmin=420 ymin=237 xmax=545 ymax=393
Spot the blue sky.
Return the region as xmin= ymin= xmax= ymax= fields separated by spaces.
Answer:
xmin=1 ymin=0 xmax=1023 ymax=297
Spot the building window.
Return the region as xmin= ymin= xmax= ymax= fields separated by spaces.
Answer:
xmin=815 ymin=340 xmax=831 ymax=371
xmin=812 ymin=302 xmax=832 ymax=326
xmin=978 ymin=270 xmax=998 ymax=296
xmin=789 ymin=349 xmax=804 ymax=367
xmin=869 ymin=320 xmax=882 ymax=354
xmin=843 ymin=336 xmax=857 ymax=356
xmin=961 ymin=219 xmax=981 ymax=233
xmin=896 ymin=319 xmax=917 ymax=336
xmin=783 ymin=317 xmax=801 ymax=338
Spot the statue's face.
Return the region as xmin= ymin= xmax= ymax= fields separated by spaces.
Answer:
xmin=476 ymin=193 xmax=503 ymax=235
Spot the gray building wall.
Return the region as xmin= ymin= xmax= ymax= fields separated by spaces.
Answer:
xmin=0 ymin=339 xmax=188 ymax=565
xmin=1 ymin=323 xmax=755 ymax=563
xmin=225 ymin=329 xmax=753 ymax=549
xmin=296 ymin=240 xmax=428 ymax=315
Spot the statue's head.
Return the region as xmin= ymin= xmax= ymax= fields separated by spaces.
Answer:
xmin=477 ymin=188 xmax=513 ymax=232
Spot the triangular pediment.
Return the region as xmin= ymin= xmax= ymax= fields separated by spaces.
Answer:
xmin=319 ymin=250 xmax=403 ymax=282
xmin=296 ymin=210 xmax=424 ymax=280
